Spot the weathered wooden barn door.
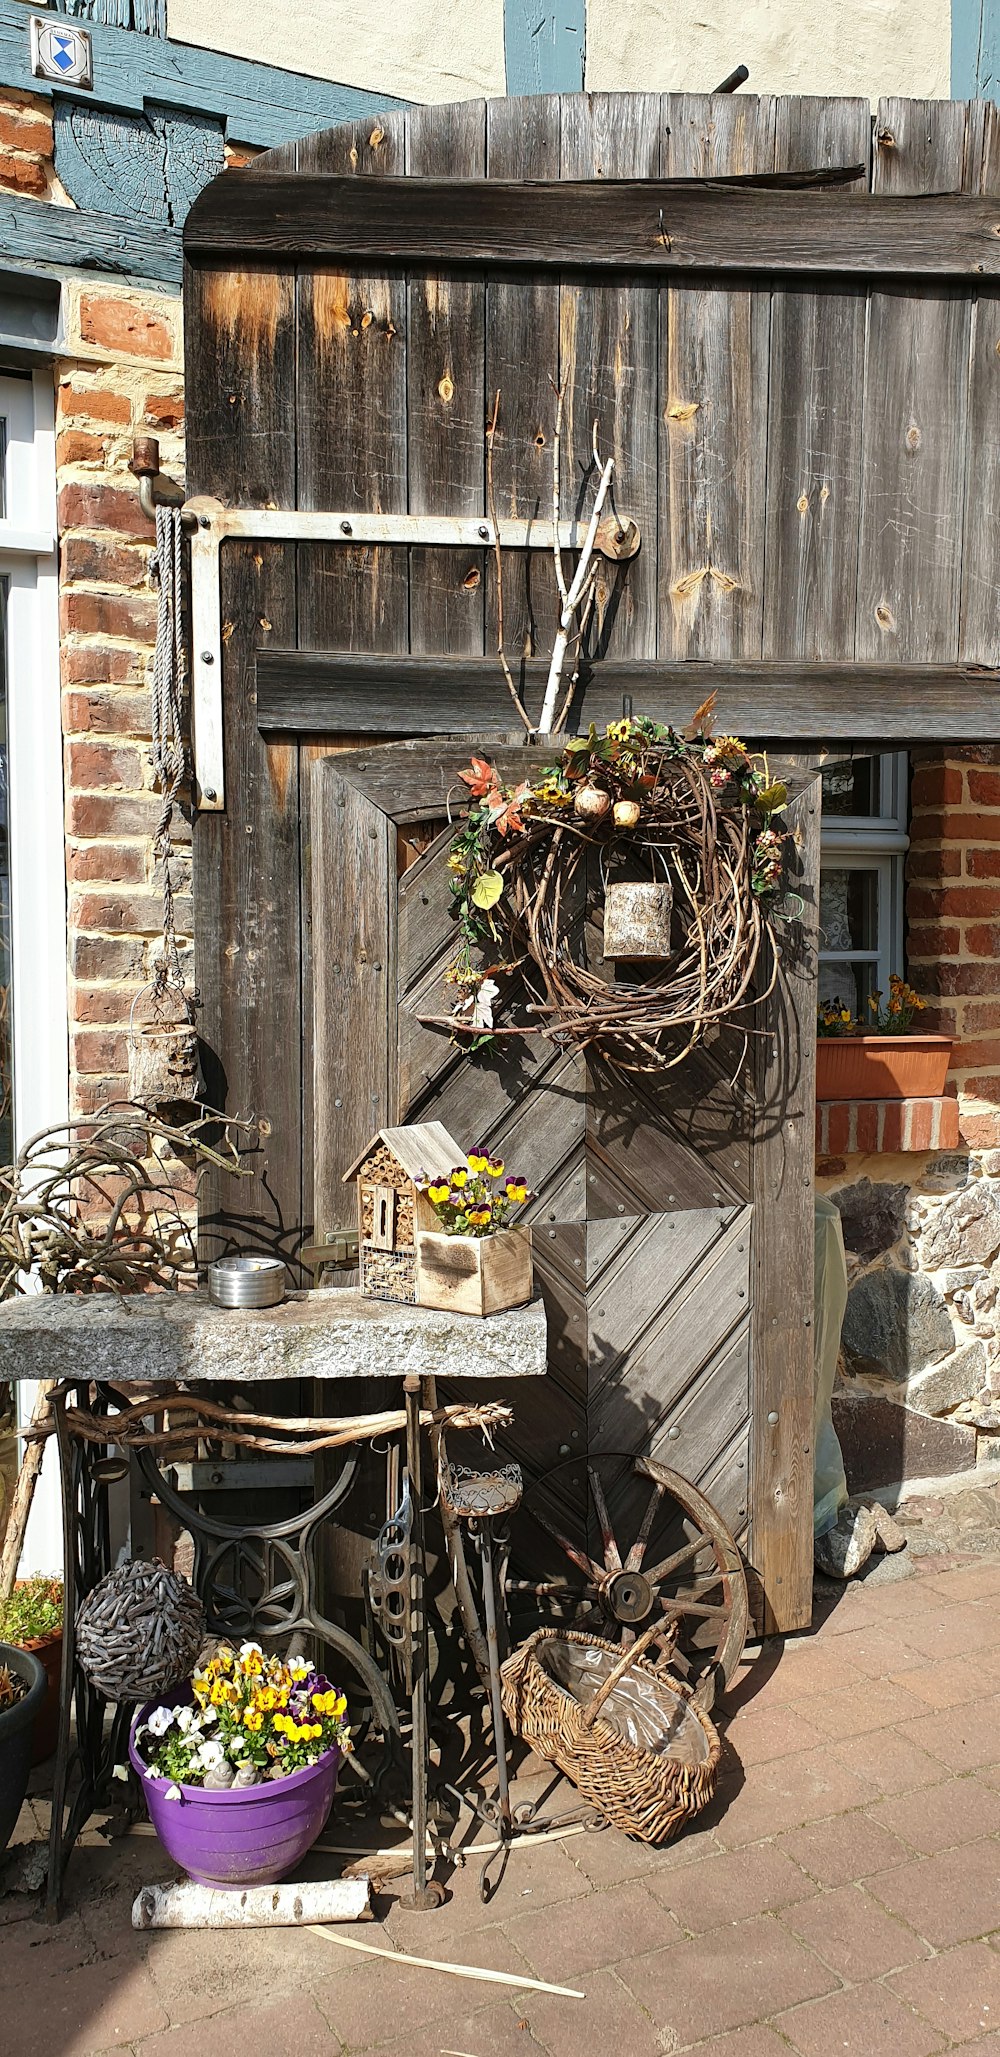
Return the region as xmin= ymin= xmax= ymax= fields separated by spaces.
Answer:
xmin=186 ymin=88 xmax=916 ymax=1634
xmin=309 ymin=741 xmax=818 ymax=1638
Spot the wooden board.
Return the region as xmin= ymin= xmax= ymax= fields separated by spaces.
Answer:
xmin=184 ymin=172 xmax=1000 ymax=278
xmin=255 ymin=650 xmax=1000 ymax=742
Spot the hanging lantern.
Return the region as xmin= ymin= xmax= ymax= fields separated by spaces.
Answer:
xmin=603 ymin=880 xmax=673 ymax=963
xmin=127 ymin=982 xmax=204 ymax=1107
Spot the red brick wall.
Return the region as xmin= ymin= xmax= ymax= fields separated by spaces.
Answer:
xmin=0 ymin=87 xmax=191 ymax=1119
xmin=907 ymin=748 xmax=1000 ymax=1150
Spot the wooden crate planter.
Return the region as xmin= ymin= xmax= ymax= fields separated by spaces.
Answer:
xmin=342 ymin=1123 xmax=466 ymax=1304
xmin=416 ymin=1225 xmax=533 ymax=1318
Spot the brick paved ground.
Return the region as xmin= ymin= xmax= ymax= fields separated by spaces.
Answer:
xmin=6 ymin=1548 xmax=1000 ymax=2057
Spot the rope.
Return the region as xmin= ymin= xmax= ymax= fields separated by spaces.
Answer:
xmin=149 ymin=505 xmax=187 ymax=996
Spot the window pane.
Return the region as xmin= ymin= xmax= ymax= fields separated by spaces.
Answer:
xmin=818 ymin=960 xmax=872 ymax=1018
xmin=820 ymin=865 xmax=878 ymax=955
xmin=0 ymin=579 xmax=11 ymax=1161
xmin=821 ymin=756 xmax=879 ymax=817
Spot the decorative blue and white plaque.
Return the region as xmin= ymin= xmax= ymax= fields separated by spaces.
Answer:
xmin=30 ymin=16 xmax=93 ymax=90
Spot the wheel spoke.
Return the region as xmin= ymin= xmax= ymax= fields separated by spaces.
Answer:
xmin=660 ymin=1599 xmax=729 ymax=1622
xmin=588 ymin=1464 xmax=623 ymax=1572
xmin=644 ymin=1532 xmax=713 ymax=1586
xmin=531 ymin=1506 xmax=604 ymax=1584
xmin=624 ymin=1480 xmax=666 ymax=1572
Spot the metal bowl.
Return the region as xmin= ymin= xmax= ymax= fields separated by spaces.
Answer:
xmin=208 ymin=1255 xmax=287 ymax=1309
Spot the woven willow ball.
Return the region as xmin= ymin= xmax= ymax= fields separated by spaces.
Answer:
xmin=75 ymin=1559 xmax=205 ymax=1703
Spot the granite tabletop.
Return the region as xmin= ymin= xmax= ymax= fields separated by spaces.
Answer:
xmin=0 ymin=1286 xmax=548 ymax=1384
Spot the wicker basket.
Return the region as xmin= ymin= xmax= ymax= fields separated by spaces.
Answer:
xmin=500 ymin=1623 xmax=721 ymax=1844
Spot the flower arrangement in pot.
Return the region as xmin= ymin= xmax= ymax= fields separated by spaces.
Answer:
xmin=0 ymin=1575 xmax=63 ymax=1764
xmin=128 ymin=1639 xmax=351 ymax=1889
xmin=0 ymin=1644 xmax=46 ymax=1854
xmin=415 ymin=1152 xmax=535 ymax=1317
xmin=816 ymin=974 xmax=952 ymax=1101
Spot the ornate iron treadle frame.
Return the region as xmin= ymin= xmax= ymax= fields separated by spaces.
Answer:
xmin=46 ymin=1382 xmax=403 ymax=1920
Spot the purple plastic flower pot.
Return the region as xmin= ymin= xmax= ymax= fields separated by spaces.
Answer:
xmin=129 ymin=1698 xmax=340 ymax=1889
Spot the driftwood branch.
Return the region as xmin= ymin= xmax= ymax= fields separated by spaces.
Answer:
xmin=0 ymin=1380 xmax=55 ymax=1600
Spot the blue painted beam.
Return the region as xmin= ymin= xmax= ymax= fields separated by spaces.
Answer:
xmin=0 ymin=0 xmax=408 ymax=149
xmin=952 ymin=0 xmax=986 ymax=96
xmin=504 ymin=1 xmax=585 ymax=94
xmin=0 ymin=191 xmax=180 ymax=283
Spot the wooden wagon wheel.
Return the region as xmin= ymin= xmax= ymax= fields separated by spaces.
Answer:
xmin=509 ymin=1453 xmax=749 ymax=1711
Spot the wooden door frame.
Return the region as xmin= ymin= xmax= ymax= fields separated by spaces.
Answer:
xmin=311 ymin=741 xmax=821 ymax=1634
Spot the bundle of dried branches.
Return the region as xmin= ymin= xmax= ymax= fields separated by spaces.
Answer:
xmin=0 ymin=1102 xmax=258 ymax=1302
xmin=428 ymin=715 xmax=790 ymax=1073
xmin=503 ymin=751 xmax=777 ymax=1071
xmin=25 ymin=1389 xmax=514 ymax=1459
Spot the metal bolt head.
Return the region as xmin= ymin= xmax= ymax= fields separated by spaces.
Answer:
xmin=340 ymin=519 xmax=353 ymax=535
xmin=202 ymin=786 xmax=217 ymax=802
xmin=767 ymin=1410 xmax=779 ymax=1425
xmin=478 ymin=523 xmax=490 ymax=540
xmin=199 ymin=515 xmax=211 ymax=530
xmin=201 ymin=650 xmax=214 ymax=664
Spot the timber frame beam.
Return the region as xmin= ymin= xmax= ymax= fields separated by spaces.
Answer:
xmin=254 ymin=651 xmax=1000 ymax=752
xmin=185 ymin=171 xmax=1000 ymax=278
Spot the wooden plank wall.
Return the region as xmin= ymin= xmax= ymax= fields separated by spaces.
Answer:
xmin=187 ymin=93 xmax=995 ymax=1630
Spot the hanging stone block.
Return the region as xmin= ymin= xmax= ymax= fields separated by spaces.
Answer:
xmin=603 ymin=880 xmax=672 ymax=963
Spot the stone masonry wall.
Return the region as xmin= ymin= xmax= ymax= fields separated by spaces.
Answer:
xmin=818 ymin=747 xmax=1000 ymax=1488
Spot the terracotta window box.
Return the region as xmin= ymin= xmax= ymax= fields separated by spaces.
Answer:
xmin=816 ymin=1035 xmax=953 ymax=1102
xmin=816 ymin=1095 xmax=960 ymax=1158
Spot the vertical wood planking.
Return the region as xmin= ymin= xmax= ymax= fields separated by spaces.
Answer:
xmin=764 ymin=98 xmax=871 ymax=660
xmin=295 ymin=110 xmax=410 ymax=1239
xmin=185 ymin=232 xmax=300 ymax=1263
xmin=311 ymin=766 xmax=395 ymax=1247
xmin=557 ymin=93 xmax=660 ymax=661
xmin=749 ymin=775 xmax=822 ymax=1634
xmin=856 ymin=100 xmax=972 ymax=662
xmin=960 ymin=102 xmax=1000 ymax=663
xmin=659 ymin=93 xmax=776 ymax=661
xmin=406 ymin=101 xmax=487 ymax=659
xmin=485 ymin=96 xmax=561 ymax=710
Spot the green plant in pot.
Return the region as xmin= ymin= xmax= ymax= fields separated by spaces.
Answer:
xmin=0 ymin=1576 xmax=63 ymax=1764
xmin=816 ymin=974 xmax=952 ymax=1101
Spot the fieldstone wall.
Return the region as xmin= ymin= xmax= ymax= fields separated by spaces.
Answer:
xmin=818 ymin=1148 xmax=1000 ymax=1487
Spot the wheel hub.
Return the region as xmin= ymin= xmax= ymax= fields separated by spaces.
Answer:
xmin=602 ymin=1568 xmax=654 ymax=1623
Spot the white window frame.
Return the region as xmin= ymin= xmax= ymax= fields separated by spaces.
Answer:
xmin=819 ymin=752 xmax=909 ymax=1010
xmin=0 ymin=370 xmax=68 ymax=1576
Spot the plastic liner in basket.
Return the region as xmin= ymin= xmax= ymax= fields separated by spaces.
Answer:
xmin=500 ymin=1623 xmax=721 ymax=1844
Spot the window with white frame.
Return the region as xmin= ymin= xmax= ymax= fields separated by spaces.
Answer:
xmin=818 ymin=753 xmax=909 ymax=1021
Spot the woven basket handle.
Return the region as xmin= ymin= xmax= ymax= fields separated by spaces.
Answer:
xmin=580 ymin=1617 xmax=672 ymax=1729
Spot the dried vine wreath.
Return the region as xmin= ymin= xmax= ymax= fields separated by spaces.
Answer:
xmin=423 ymin=703 xmax=792 ymax=1073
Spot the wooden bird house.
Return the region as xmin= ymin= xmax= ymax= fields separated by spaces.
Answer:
xmin=342 ymin=1122 xmax=466 ymax=1303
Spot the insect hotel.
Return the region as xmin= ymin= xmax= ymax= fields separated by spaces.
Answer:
xmin=343 ymin=1122 xmax=465 ymax=1303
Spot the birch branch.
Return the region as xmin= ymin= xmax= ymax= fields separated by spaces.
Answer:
xmin=539 ymin=441 xmax=615 ymax=735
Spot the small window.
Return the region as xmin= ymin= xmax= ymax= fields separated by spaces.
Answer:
xmin=818 ymin=753 xmax=908 ymax=1021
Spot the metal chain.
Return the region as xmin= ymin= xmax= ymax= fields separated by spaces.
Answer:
xmin=149 ymin=504 xmax=187 ymax=997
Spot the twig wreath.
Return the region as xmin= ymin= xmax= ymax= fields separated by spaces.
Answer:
xmin=422 ymin=703 xmax=792 ymax=1074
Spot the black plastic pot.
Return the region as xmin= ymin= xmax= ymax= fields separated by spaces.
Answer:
xmin=0 ymin=1642 xmax=45 ymax=1854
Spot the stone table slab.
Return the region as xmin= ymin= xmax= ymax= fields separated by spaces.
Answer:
xmin=0 ymin=1286 xmax=548 ymax=1384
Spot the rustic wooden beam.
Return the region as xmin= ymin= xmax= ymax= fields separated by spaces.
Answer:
xmin=185 ymin=172 xmax=1000 ymax=278
xmin=255 ymin=651 xmax=1000 ymax=743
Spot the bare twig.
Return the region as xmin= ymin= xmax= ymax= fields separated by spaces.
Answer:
xmin=485 ymin=391 xmax=534 ymax=735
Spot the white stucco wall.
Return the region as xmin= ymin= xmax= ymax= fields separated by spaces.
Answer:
xmin=166 ymin=0 xmax=507 ymax=103
xmin=584 ymin=0 xmax=951 ymax=104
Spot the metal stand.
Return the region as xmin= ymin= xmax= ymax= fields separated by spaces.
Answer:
xmin=438 ymin=1458 xmax=523 ymax=1903
xmin=46 ymin=1381 xmax=404 ymax=1918
xmin=398 ymin=1375 xmax=443 ymax=1909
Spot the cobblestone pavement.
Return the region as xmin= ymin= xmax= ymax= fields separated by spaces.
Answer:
xmin=6 ymin=1539 xmax=1000 ymax=2056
